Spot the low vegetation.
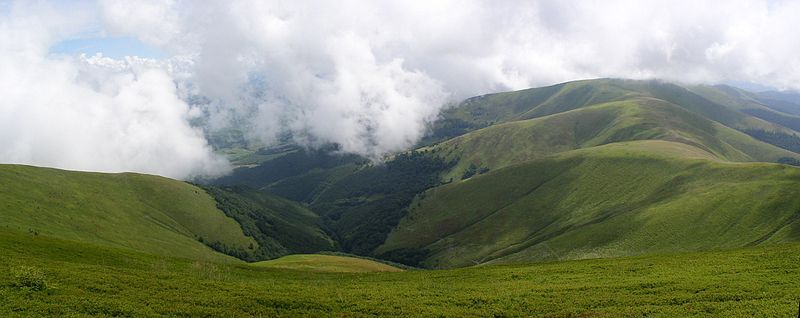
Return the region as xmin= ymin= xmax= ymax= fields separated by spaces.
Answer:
xmin=253 ymin=254 xmax=402 ymax=273
xmin=0 ymin=164 xmax=251 ymax=263
xmin=200 ymin=185 xmax=336 ymax=261
xmin=1 ymin=230 xmax=798 ymax=317
xmin=380 ymin=141 xmax=800 ymax=268
xmin=11 ymin=266 xmax=48 ymax=292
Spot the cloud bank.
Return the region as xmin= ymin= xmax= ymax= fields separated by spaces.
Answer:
xmin=0 ymin=2 xmax=228 ymax=179
xmin=3 ymin=0 xmax=800 ymax=178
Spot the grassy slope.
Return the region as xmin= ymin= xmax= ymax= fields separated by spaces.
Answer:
xmin=380 ymin=141 xmax=800 ymax=268
xmin=688 ymin=84 xmax=800 ymax=133
xmin=201 ymin=185 xmax=336 ymax=260
xmin=429 ymin=97 xmax=800 ymax=181
xmin=756 ymin=90 xmax=800 ymax=115
xmin=429 ymin=79 xmax=798 ymax=142
xmin=0 ymin=164 xmax=254 ymax=262
xmin=253 ymin=254 xmax=402 ymax=273
xmin=207 ymin=79 xmax=800 ymax=265
xmin=2 ymin=229 xmax=799 ymax=317
xmin=373 ymin=79 xmax=800 ymax=267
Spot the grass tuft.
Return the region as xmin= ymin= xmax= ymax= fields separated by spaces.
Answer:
xmin=11 ymin=266 xmax=48 ymax=291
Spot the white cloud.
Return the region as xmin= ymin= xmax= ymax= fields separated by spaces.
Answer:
xmin=4 ymin=0 xmax=800 ymax=176
xmin=98 ymin=0 xmax=181 ymax=48
xmin=101 ymin=0 xmax=453 ymax=158
xmin=0 ymin=2 xmax=228 ymax=179
xmin=98 ymin=0 xmax=800 ymax=157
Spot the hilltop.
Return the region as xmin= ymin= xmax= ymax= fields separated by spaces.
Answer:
xmin=212 ymin=78 xmax=800 ymax=268
xmin=0 ymin=164 xmax=335 ymax=262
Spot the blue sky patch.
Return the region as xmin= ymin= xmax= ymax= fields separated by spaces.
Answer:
xmin=50 ymin=36 xmax=167 ymax=59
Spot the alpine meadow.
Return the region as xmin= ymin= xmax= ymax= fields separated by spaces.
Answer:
xmin=3 ymin=1 xmax=800 ymax=317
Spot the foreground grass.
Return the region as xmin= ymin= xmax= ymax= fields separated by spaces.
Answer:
xmin=254 ymin=254 xmax=402 ymax=273
xmin=1 ymin=230 xmax=799 ymax=317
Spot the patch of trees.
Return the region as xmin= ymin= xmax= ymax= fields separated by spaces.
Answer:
xmin=310 ymin=151 xmax=456 ymax=257
xmin=742 ymin=109 xmax=800 ymax=132
xmin=777 ymin=157 xmax=800 ymax=167
xmin=204 ymin=146 xmax=457 ymax=266
xmin=461 ymin=163 xmax=490 ymax=179
xmin=210 ymin=145 xmax=365 ymax=189
xmin=197 ymin=236 xmax=252 ymax=260
xmin=200 ymin=185 xmax=336 ymax=261
xmin=376 ymin=248 xmax=429 ymax=268
xmin=743 ymin=129 xmax=800 ymax=154
xmin=267 ymin=166 xmax=353 ymax=203
xmin=417 ymin=118 xmax=486 ymax=146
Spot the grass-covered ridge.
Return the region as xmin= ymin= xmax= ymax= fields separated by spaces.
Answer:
xmin=0 ymin=164 xmax=255 ymax=262
xmin=199 ymin=78 xmax=800 ymax=267
xmin=380 ymin=140 xmax=800 ymax=268
xmin=426 ymin=97 xmax=800 ymax=181
xmin=426 ymin=79 xmax=800 ymax=145
xmin=2 ymin=229 xmax=798 ymax=317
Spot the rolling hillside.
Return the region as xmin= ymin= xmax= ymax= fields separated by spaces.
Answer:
xmin=0 ymin=164 xmax=335 ymax=262
xmin=0 ymin=164 xmax=253 ymax=262
xmin=426 ymin=97 xmax=800 ymax=181
xmin=3 ymin=78 xmax=800 ymax=315
xmin=369 ymin=79 xmax=800 ymax=267
xmin=426 ymin=79 xmax=800 ymax=148
xmin=755 ymin=90 xmax=800 ymax=115
xmin=198 ymin=78 xmax=800 ymax=268
xmin=379 ymin=141 xmax=800 ymax=268
xmin=200 ymin=185 xmax=337 ymax=260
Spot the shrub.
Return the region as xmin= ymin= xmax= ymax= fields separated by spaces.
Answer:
xmin=777 ymin=157 xmax=800 ymax=167
xmin=12 ymin=266 xmax=48 ymax=291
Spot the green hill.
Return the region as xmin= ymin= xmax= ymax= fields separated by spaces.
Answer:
xmin=0 ymin=164 xmax=253 ymax=262
xmin=426 ymin=97 xmax=800 ymax=181
xmin=425 ymin=79 xmax=800 ymax=146
xmin=253 ymin=254 xmax=402 ymax=272
xmin=0 ymin=164 xmax=337 ymax=263
xmin=755 ymin=90 xmax=800 ymax=115
xmin=379 ymin=140 xmax=800 ymax=268
xmin=199 ymin=78 xmax=800 ymax=269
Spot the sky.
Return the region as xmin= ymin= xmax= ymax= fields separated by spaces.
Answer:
xmin=1 ymin=0 xmax=800 ymax=180
xmin=51 ymin=36 xmax=167 ymax=59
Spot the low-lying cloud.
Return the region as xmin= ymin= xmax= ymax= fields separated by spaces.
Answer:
xmin=0 ymin=2 xmax=228 ymax=179
xmin=2 ymin=0 xmax=800 ymax=178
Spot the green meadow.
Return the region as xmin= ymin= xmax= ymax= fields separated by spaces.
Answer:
xmin=2 ymin=229 xmax=799 ymax=317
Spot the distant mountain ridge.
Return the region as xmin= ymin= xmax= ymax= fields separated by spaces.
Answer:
xmin=3 ymin=78 xmax=800 ymax=269
xmin=217 ymin=78 xmax=800 ymax=268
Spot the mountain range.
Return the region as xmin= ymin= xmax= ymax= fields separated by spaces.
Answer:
xmin=4 ymin=78 xmax=800 ymax=270
xmin=203 ymin=79 xmax=800 ymax=268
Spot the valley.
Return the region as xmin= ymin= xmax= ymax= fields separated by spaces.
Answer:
xmin=3 ymin=78 xmax=800 ymax=316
